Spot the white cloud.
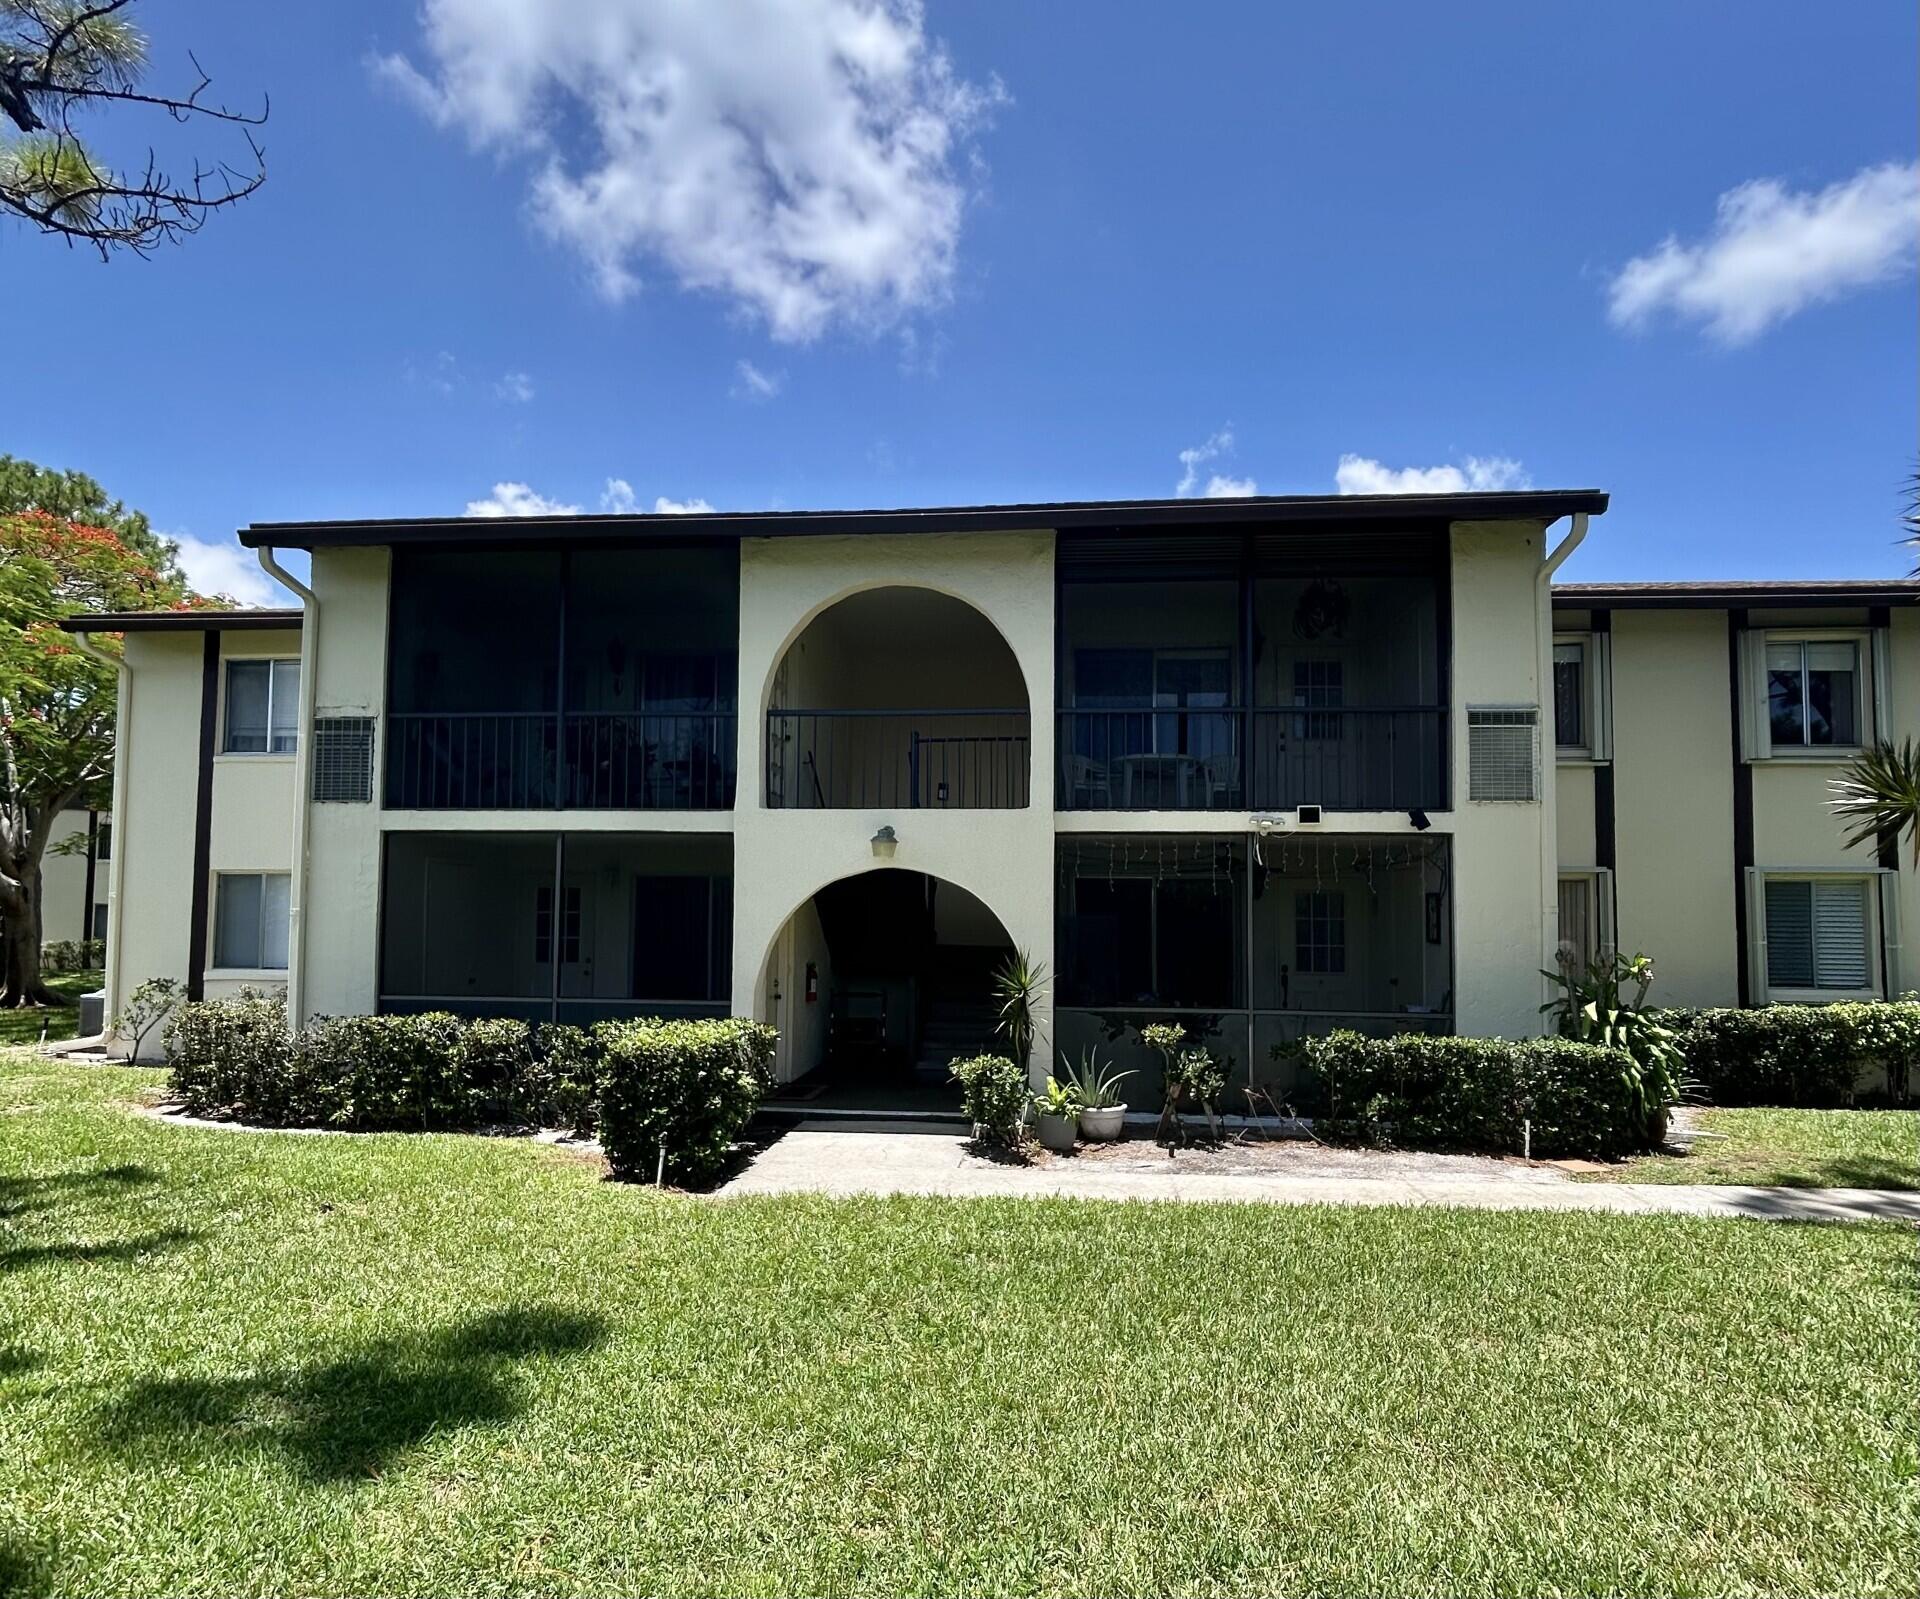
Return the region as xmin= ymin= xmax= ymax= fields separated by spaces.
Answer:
xmin=374 ymin=0 xmax=1007 ymax=343
xmin=1334 ymin=454 xmax=1531 ymax=495
xmin=465 ymin=481 xmax=582 ymax=517
xmin=466 ymin=478 xmax=713 ymax=517
xmin=495 ymin=370 xmax=535 ymax=403
xmin=1606 ymin=160 xmax=1920 ymax=344
xmin=1175 ymin=428 xmax=1257 ymax=498
xmin=171 ymin=534 xmax=288 ymax=607
xmin=731 ymin=359 xmax=783 ymax=401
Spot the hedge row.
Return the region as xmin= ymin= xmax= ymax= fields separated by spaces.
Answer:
xmin=42 ymin=938 xmax=104 ymax=974
xmin=163 ymin=994 xmax=775 ymax=1183
xmin=1305 ymin=1032 xmax=1663 ymax=1160
xmin=1669 ymin=1000 xmax=1919 ymax=1108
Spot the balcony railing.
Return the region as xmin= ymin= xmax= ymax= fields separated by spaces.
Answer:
xmin=1057 ymin=706 xmax=1447 ymax=811
xmin=766 ymin=709 xmax=1030 ymax=809
xmin=385 ymin=711 xmax=737 ymax=810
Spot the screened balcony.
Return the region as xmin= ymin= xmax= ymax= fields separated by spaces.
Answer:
xmin=766 ymin=587 xmax=1030 ymax=809
xmin=379 ymin=831 xmax=732 ymax=1024
xmin=1056 ymin=538 xmax=1448 ymax=812
xmin=385 ymin=547 xmax=738 ymax=810
xmin=1054 ymin=833 xmax=1453 ymax=1107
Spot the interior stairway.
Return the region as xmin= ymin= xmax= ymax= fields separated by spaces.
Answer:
xmin=914 ymin=996 xmax=1001 ymax=1082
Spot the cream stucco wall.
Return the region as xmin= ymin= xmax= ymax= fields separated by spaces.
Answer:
xmin=1554 ymin=764 xmax=1597 ymax=867
xmin=1448 ymin=520 xmax=1555 ymax=1038
xmin=733 ymin=531 xmax=1058 ymax=1076
xmin=37 ymin=808 xmax=106 ymax=946
xmin=1608 ymin=608 xmax=1739 ymax=1007
xmin=104 ymin=628 xmax=299 ymax=1055
xmin=298 ymin=547 xmax=391 ymax=1024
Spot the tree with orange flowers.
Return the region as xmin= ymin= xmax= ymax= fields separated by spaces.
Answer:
xmin=0 ymin=484 xmax=200 ymax=1008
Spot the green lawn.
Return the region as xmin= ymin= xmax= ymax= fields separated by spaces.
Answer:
xmin=1583 ymin=1108 xmax=1920 ymax=1191
xmin=0 ymin=969 xmax=103 ymax=1048
xmin=3 ymin=1058 xmax=1915 ymax=1598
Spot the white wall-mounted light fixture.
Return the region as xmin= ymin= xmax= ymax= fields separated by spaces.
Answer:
xmin=871 ymin=825 xmax=898 ymax=859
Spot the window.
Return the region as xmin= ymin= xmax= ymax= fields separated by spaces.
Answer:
xmin=1292 ymin=659 xmax=1344 ymax=740
xmin=1764 ymin=877 xmax=1871 ymax=991
xmin=1294 ymin=891 xmax=1346 ymax=975
xmin=212 ymin=873 xmax=290 ymax=970
xmin=1766 ymin=641 xmax=1859 ymax=749
xmin=534 ymin=884 xmax=581 ymax=965
xmin=224 ymin=659 xmax=301 ymax=753
xmin=91 ymin=903 xmax=108 ymax=941
xmin=93 ymin=821 xmax=110 ymax=861
xmin=1553 ymin=641 xmax=1586 ymax=749
xmin=1557 ymin=876 xmax=1593 ymax=972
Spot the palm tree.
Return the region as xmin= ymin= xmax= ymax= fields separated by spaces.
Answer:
xmin=1904 ymin=467 xmax=1919 ymax=575
xmin=1831 ymin=739 xmax=1920 ymax=868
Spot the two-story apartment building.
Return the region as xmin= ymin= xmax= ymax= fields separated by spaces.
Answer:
xmin=62 ymin=492 xmax=1919 ymax=1107
xmin=1552 ymin=580 xmax=1919 ymax=1012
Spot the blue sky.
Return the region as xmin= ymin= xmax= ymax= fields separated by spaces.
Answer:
xmin=5 ymin=0 xmax=1916 ymax=604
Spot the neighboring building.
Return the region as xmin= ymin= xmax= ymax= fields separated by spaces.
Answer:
xmin=57 ymin=609 xmax=303 ymax=1033
xmin=16 ymin=807 xmax=110 ymax=948
xmin=59 ymin=494 xmax=1918 ymax=1087
xmin=1553 ymin=581 xmax=1919 ymax=1010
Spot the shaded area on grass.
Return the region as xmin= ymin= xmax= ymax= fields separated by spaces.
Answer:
xmin=0 ymin=970 xmax=103 ymax=1048
xmin=4 ymin=1054 xmax=1917 ymax=1598
xmin=98 ymin=1307 xmax=607 ymax=1482
xmin=1584 ymin=1107 xmax=1920 ymax=1190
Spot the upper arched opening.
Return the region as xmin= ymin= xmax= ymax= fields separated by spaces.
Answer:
xmin=765 ymin=586 xmax=1031 ymax=809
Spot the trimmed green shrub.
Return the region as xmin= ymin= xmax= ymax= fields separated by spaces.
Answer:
xmin=165 ymin=990 xmax=297 ymax=1122
xmin=166 ymin=1001 xmax=596 ymax=1132
xmin=1306 ymin=1031 xmax=1660 ymax=1159
xmin=595 ymin=1017 xmax=776 ymax=1184
xmin=41 ymin=938 xmax=105 ymax=974
xmin=535 ymin=1022 xmax=602 ymax=1135
xmin=949 ymin=1053 xmax=1027 ymax=1147
xmin=1672 ymin=1000 xmax=1920 ymax=1107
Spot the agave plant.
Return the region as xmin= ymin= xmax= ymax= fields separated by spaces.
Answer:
xmin=1830 ymin=738 xmax=1920 ymax=868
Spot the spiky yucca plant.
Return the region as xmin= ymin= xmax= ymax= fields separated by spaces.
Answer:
xmin=1831 ymin=739 xmax=1920 ymax=868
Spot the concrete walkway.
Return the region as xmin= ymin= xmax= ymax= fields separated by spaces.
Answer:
xmin=716 ymin=1126 xmax=1920 ymax=1224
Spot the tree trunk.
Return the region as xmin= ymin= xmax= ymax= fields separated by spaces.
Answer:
xmin=0 ymin=855 xmax=58 ymax=1009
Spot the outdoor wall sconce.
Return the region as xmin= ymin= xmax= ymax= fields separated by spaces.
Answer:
xmin=870 ymin=825 xmax=898 ymax=859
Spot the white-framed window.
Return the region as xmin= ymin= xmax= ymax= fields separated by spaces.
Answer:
xmin=1556 ymin=869 xmax=1616 ymax=975
xmin=1766 ymin=640 xmax=1860 ymax=750
xmin=224 ymin=659 xmax=301 ymax=754
xmin=1762 ymin=875 xmax=1873 ymax=994
xmin=1294 ymin=890 xmax=1346 ymax=974
xmin=1291 ymin=658 xmax=1344 ymax=740
xmin=1552 ymin=640 xmax=1587 ymax=750
xmin=212 ymin=872 xmax=291 ymax=970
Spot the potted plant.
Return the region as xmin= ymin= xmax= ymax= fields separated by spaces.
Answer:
xmin=1062 ymin=1047 xmax=1132 ymax=1141
xmin=1031 ymin=1075 xmax=1080 ymax=1153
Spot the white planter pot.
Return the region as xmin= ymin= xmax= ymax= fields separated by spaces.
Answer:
xmin=1034 ymin=1111 xmax=1078 ymax=1153
xmin=1078 ymin=1104 xmax=1126 ymax=1141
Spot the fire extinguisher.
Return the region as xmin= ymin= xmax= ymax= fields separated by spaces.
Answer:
xmin=804 ymin=962 xmax=819 ymax=1004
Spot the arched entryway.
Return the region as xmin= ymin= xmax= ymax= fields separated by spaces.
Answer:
xmin=764 ymin=586 xmax=1032 ymax=810
xmin=761 ymin=867 xmax=1016 ymax=1113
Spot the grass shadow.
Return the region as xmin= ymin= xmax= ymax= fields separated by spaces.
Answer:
xmin=98 ymin=1306 xmax=606 ymax=1482
xmin=0 ymin=1228 xmax=195 ymax=1275
xmin=0 ymin=1163 xmax=157 ymax=1221
xmin=0 ymin=1536 xmax=55 ymax=1599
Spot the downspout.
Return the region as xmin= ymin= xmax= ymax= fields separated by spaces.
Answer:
xmin=71 ymin=630 xmax=131 ymax=1047
xmin=1536 ymin=513 xmax=1589 ymax=1023
xmin=258 ymin=547 xmax=317 ymax=1030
